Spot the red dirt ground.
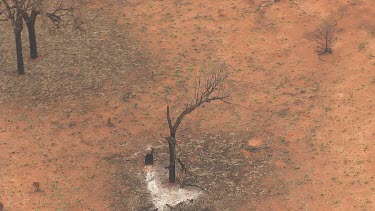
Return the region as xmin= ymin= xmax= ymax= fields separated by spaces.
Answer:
xmin=1 ymin=0 xmax=374 ymax=210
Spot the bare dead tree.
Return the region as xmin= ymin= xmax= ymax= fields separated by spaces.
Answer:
xmin=166 ymin=62 xmax=231 ymax=183
xmin=315 ymin=20 xmax=337 ymax=55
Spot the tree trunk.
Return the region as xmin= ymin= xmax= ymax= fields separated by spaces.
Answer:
xmin=23 ymin=9 xmax=39 ymax=59
xmin=13 ymin=9 xmax=25 ymax=75
xmin=14 ymin=29 xmax=25 ymax=75
xmin=168 ymin=136 xmax=176 ymax=183
xmin=26 ymin=21 xmax=37 ymax=59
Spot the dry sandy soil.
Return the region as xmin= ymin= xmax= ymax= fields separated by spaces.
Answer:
xmin=0 ymin=0 xmax=374 ymax=210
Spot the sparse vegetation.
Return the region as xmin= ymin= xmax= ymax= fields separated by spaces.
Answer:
xmin=1 ymin=0 xmax=374 ymax=210
xmin=358 ymin=42 xmax=366 ymax=51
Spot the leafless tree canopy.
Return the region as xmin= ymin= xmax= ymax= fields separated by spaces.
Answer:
xmin=315 ymin=20 xmax=337 ymax=54
xmin=166 ymin=62 xmax=231 ymax=183
xmin=167 ymin=62 xmax=230 ymax=138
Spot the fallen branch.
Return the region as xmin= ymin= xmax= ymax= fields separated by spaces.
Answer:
xmin=182 ymin=183 xmax=208 ymax=193
xmin=166 ymin=203 xmax=176 ymax=210
xmin=176 ymin=158 xmax=192 ymax=175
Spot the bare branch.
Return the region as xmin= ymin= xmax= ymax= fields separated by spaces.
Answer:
xmin=166 ymin=105 xmax=173 ymax=135
xmin=183 ymin=183 xmax=208 ymax=192
xmin=167 ymin=62 xmax=231 ymax=137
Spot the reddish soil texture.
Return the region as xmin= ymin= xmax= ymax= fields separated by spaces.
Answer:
xmin=1 ymin=0 xmax=375 ymax=210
